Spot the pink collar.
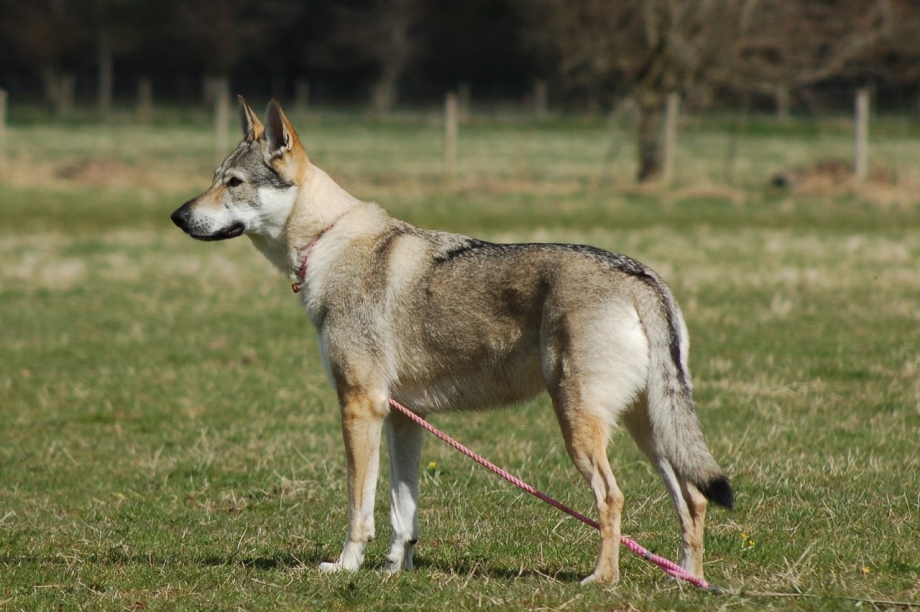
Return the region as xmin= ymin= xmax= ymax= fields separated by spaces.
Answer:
xmin=291 ymin=224 xmax=335 ymax=294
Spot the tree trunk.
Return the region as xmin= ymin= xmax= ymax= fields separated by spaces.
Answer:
xmin=213 ymin=76 xmax=230 ymax=163
xmin=271 ymin=70 xmax=285 ymax=101
xmin=98 ymin=32 xmax=113 ymax=120
xmin=776 ymin=85 xmax=790 ymax=123
xmin=41 ymin=66 xmax=61 ymax=110
xmin=725 ymin=95 xmax=749 ymax=186
xmin=636 ymin=89 xmax=664 ymax=183
xmin=295 ymin=79 xmax=309 ymax=114
xmin=458 ymin=81 xmax=471 ymax=120
xmin=368 ymin=13 xmax=413 ymax=116
xmin=137 ymin=77 xmax=153 ymax=122
xmin=533 ymin=80 xmax=548 ymax=118
xmin=371 ymin=73 xmax=398 ymax=116
xmin=58 ymin=73 xmax=76 ymax=116
xmin=0 ymin=88 xmax=8 ymax=163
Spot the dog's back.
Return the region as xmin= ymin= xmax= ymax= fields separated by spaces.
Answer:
xmin=311 ymin=216 xmax=732 ymax=505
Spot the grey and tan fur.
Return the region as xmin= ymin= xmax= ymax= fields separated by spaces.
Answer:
xmin=171 ymin=98 xmax=733 ymax=584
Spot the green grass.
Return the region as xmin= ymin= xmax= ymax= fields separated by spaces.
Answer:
xmin=1 ymin=111 xmax=919 ymax=610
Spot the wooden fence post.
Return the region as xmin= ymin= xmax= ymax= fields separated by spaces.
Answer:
xmin=458 ymin=82 xmax=471 ymax=120
xmin=776 ymin=85 xmax=790 ymax=124
xmin=444 ymin=92 xmax=458 ymax=181
xmin=724 ymin=97 xmax=749 ymax=186
xmin=534 ymin=80 xmax=548 ymax=118
xmin=854 ymin=88 xmax=869 ymax=182
xmin=59 ymin=74 xmax=76 ymax=116
xmin=137 ymin=78 xmax=153 ymax=122
xmin=98 ymin=33 xmax=113 ymax=120
xmin=295 ymin=79 xmax=310 ymax=114
xmin=214 ymin=77 xmax=230 ymax=163
xmin=662 ymin=92 xmax=681 ymax=185
xmin=0 ymin=89 xmax=7 ymax=164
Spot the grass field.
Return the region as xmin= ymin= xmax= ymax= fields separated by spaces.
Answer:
xmin=1 ymin=107 xmax=919 ymax=611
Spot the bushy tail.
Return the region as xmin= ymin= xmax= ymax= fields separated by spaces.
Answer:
xmin=637 ymin=282 xmax=734 ymax=510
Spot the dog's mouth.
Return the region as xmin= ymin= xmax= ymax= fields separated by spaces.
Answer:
xmin=192 ymin=222 xmax=246 ymax=241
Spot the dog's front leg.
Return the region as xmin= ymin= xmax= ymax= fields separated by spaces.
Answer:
xmin=319 ymin=391 xmax=386 ymax=573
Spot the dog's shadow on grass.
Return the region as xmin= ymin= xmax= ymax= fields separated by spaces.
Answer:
xmin=400 ymin=556 xmax=587 ymax=584
xmin=1 ymin=550 xmax=583 ymax=584
xmin=0 ymin=552 xmax=320 ymax=571
xmin=200 ymin=551 xmax=326 ymax=570
xmin=201 ymin=553 xmax=586 ymax=583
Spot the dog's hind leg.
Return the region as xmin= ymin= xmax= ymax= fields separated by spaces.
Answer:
xmin=383 ymin=407 xmax=425 ymax=572
xmin=320 ymin=390 xmax=386 ymax=573
xmin=543 ymin=304 xmax=649 ymax=584
xmin=551 ymin=400 xmax=624 ymax=584
xmin=622 ymin=401 xmax=708 ymax=579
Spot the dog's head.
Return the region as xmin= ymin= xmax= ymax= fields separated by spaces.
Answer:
xmin=170 ymin=97 xmax=309 ymax=241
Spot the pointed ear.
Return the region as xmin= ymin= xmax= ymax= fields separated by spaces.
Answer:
xmin=263 ymin=99 xmax=309 ymax=182
xmin=264 ymin=99 xmax=298 ymax=157
xmin=238 ymin=95 xmax=264 ymax=141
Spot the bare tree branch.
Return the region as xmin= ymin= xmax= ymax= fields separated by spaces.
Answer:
xmin=333 ymin=0 xmax=424 ymax=114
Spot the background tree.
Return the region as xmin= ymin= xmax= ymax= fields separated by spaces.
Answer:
xmin=412 ymin=0 xmax=534 ymax=104
xmin=852 ymin=0 xmax=920 ymax=114
xmin=332 ymin=0 xmax=424 ymax=115
xmin=2 ymin=0 xmax=90 ymax=113
xmin=522 ymin=0 xmax=738 ymax=182
xmin=0 ymin=0 xmax=917 ymax=123
xmin=522 ymin=0 xmax=888 ymax=183
xmin=89 ymin=0 xmax=142 ymax=118
xmin=169 ymin=0 xmax=302 ymax=99
xmin=721 ymin=0 xmax=886 ymax=114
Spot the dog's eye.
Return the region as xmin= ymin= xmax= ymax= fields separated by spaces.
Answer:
xmin=226 ymin=176 xmax=244 ymax=188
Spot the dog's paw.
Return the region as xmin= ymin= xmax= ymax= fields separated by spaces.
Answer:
xmin=320 ymin=542 xmax=366 ymax=573
xmin=580 ymin=570 xmax=619 ymax=585
xmin=383 ymin=543 xmax=415 ymax=573
xmin=318 ymin=561 xmax=356 ymax=574
xmin=382 ymin=553 xmax=413 ymax=573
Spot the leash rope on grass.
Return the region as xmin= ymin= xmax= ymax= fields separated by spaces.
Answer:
xmin=388 ymin=398 xmax=720 ymax=591
xmin=387 ymin=400 xmax=920 ymax=608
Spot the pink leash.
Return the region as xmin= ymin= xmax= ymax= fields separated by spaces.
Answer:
xmin=388 ymin=398 xmax=721 ymax=591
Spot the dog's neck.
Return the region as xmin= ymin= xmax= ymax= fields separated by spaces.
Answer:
xmin=247 ymin=164 xmax=361 ymax=278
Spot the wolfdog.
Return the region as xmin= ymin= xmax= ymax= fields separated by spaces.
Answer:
xmin=170 ymin=98 xmax=733 ymax=584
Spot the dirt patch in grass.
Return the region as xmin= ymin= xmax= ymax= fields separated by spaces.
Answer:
xmin=0 ymin=154 xmax=206 ymax=192
xmin=770 ymin=158 xmax=919 ymax=209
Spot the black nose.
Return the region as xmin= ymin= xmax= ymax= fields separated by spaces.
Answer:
xmin=171 ymin=202 xmax=191 ymax=229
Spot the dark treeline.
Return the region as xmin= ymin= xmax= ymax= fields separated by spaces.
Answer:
xmin=2 ymin=0 xmax=919 ymax=109
xmin=2 ymin=0 xmax=919 ymax=181
xmin=0 ymin=0 xmax=542 ymax=107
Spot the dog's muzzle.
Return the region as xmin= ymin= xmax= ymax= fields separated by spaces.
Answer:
xmin=170 ymin=200 xmax=245 ymax=241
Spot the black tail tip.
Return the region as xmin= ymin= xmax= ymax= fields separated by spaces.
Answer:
xmin=700 ymin=475 xmax=734 ymax=510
